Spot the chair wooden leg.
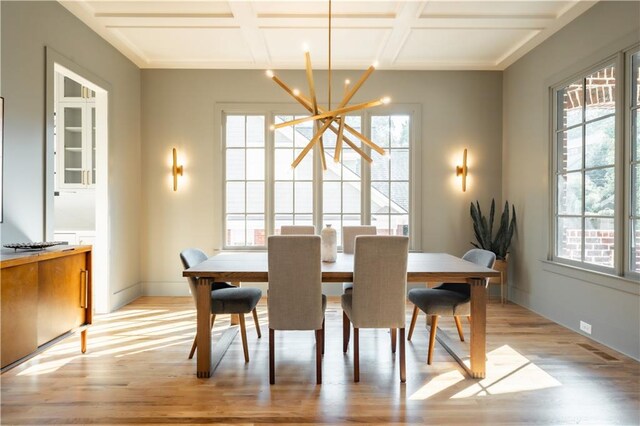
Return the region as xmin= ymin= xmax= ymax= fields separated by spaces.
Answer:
xmin=354 ymin=328 xmax=360 ymax=382
xmin=399 ymin=328 xmax=406 ymax=383
xmin=189 ymin=314 xmax=215 ymax=359
xmin=269 ymin=328 xmax=275 ymax=385
xmin=407 ymin=305 xmax=419 ymax=341
xmin=454 ymin=316 xmax=465 ymax=342
xmin=391 ymin=328 xmax=397 ymax=353
xmin=343 ymin=311 xmax=350 ymax=353
xmin=428 ymin=315 xmax=439 ymax=365
xmin=252 ymin=308 xmax=262 ymax=338
xmin=238 ymin=313 xmax=249 ymax=363
xmin=322 ymin=318 xmax=325 ymax=355
xmin=315 ymin=329 xmax=323 ymax=384
xmin=467 ymin=315 xmax=471 ymax=325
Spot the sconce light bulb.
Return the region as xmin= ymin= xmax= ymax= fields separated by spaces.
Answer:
xmin=266 ymin=70 xmax=274 ymax=78
xmin=381 ymin=96 xmax=391 ymax=104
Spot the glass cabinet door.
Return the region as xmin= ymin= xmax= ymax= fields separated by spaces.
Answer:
xmin=61 ymin=106 xmax=84 ymax=186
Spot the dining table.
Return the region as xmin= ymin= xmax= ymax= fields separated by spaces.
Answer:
xmin=183 ymin=251 xmax=499 ymax=379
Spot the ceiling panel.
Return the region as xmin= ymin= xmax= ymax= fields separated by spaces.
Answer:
xmin=112 ymin=27 xmax=253 ymax=63
xmin=87 ymin=1 xmax=233 ymax=15
xmin=421 ymin=1 xmax=572 ymax=17
xmin=252 ymin=1 xmax=399 ymax=16
xmin=262 ymin=27 xmax=390 ymax=67
xmin=396 ymin=28 xmax=538 ymax=65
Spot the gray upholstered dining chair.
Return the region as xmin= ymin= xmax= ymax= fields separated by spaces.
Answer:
xmin=342 ymin=236 xmax=409 ymax=383
xmin=180 ymin=248 xmax=262 ymax=363
xmin=267 ymin=235 xmax=326 ymax=384
xmin=341 ymin=225 xmax=377 ymax=294
xmin=407 ymin=248 xmax=496 ymax=364
xmin=280 ymin=225 xmax=315 ymax=235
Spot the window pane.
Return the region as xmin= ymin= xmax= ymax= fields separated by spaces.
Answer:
xmin=372 ymin=214 xmax=390 ymax=235
xmin=585 ymin=65 xmax=615 ymax=121
xmin=295 ymin=215 xmax=313 ymax=226
xmin=295 ymin=119 xmax=313 ymax=147
xmin=274 ymin=214 xmax=293 ymax=235
xmin=274 ymin=181 xmax=293 ymax=213
xmin=246 ymin=182 xmax=264 ymax=213
xmin=226 ymin=149 xmax=244 ymax=180
xmin=371 ymin=181 xmax=390 ymax=214
xmin=634 ymin=109 xmax=639 ymax=161
xmin=391 ymin=215 xmax=409 ymax=236
xmin=343 ymin=182 xmax=361 ymax=214
xmin=371 ymin=116 xmax=390 ymax=147
xmin=390 ymin=116 xmax=410 ymax=147
xmin=294 ymin=149 xmax=313 ymax=180
xmin=226 ymin=182 xmax=245 ymax=213
xmin=275 ymin=118 xmax=293 ymax=148
xmin=633 ymin=52 xmax=640 ymax=107
xmin=632 ymin=164 xmax=640 ymax=216
xmin=247 ymin=215 xmax=265 ymax=246
xmin=246 ymin=116 xmax=264 ymax=147
xmin=632 ymin=219 xmax=640 ymax=272
xmin=585 ymin=116 xmax=615 ymax=168
xmin=226 ymin=215 xmax=245 ymax=246
xmin=585 ymin=167 xmax=614 ymax=216
xmin=342 ymin=149 xmax=362 ymax=180
xmin=371 ymin=151 xmax=390 ymax=181
xmin=246 ymin=149 xmax=264 ymax=180
xmin=274 ymin=149 xmax=293 ymax=180
xmin=585 ymin=218 xmax=614 ymax=268
xmin=391 ymin=149 xmax=409 ymax=181
xmin=557 ymin=80 xmax=583 ymax=129
xmin=294 ymin=182 xmax=313 ymax=213
xmin=558 ymin=127 xmax=582 ymax=171
xmin=557 ymin=217 xmax=582 ymax=261
xmin=391 ymin=182 xmax=409 ymax=213
xmin=557 ymin=172 xmax=582 ymax=214
xmin=323 ymin=182 xmax=341 ymax=213
xmin=226 ymin=116 xmax=245 ymax=147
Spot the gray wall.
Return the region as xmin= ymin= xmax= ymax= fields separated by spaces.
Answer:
xmin=140 ymin=69 xmax=503 ymax=295
xmin=503 ymin=1 xmax=640 ymax=359
xmin=0 ymin=1 xmax=142 ymax=310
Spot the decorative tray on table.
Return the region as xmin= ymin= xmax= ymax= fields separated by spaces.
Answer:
xmin=3 ymin=242 xmax=63 ymax=252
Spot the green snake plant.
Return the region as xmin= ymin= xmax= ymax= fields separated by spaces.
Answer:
xmin=470 ymin=199 xmax=517 ymax=261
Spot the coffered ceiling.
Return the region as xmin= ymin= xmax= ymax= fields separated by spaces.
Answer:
xmin=59 ymin=0 xmax=597 ymax=70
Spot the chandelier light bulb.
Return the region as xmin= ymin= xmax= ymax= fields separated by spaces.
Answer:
xmin=381 ymin=96 xmax=391 ymax=104
xmin=266 ymin=70 xmax=274 ymax=78
xmin=269 ymin=124 xmax=275 ymax=131
xmin=293 ymin=88 xmax=300 ymax=96
xmin=372 ymin=61 xmax=379 ymax=69
xmin=302 ymin=43 xmax=310 ymax=53
xmin=345 ymin=79 xmax=351 ymax=85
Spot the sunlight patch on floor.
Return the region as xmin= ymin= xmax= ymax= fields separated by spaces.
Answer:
xmin=409 ymin=345 xmax=562 ymax=400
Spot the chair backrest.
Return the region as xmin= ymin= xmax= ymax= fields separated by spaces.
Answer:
xmin=280 ymin=225 xmax=315 ymax=235
xmin=267 ymin=235 xmax=323 ymax=330
xmin=438 ymin=249 xmax=497 ymax=295
xmin=352 ymin=236 xmax=409 ymax=329
xmin=342 ymin=225 xmax=377 ymax=254
xmin=180 ymin=248 xmax=208 ymax=305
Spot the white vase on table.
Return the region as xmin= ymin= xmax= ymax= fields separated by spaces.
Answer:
xmin=321 ymin=224 xmax=337 ymax=263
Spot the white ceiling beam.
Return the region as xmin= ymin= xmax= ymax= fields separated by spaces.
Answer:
xmin=377 ymin=1 xmax=427 ymax=68
xmin=227 ymin=1 xmax=271 ymax=66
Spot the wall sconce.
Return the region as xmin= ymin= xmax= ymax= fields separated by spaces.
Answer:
xmin=455 ymin=148 xmax=468 ymax=192
xmin=172 ymin=148 xmax=184 ymax=192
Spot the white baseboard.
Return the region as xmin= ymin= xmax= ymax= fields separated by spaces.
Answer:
xmin=111 ymin=282 xmax=142 ymax=311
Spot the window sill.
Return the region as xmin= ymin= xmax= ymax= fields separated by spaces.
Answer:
xmin=540 ymin=260 xmax=640 ymax=296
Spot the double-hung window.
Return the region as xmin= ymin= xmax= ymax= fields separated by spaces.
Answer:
xmin=222 ymin=106 xmax=419 ymax=250
xmin=552 ymin=45 xmax=640 ymax=278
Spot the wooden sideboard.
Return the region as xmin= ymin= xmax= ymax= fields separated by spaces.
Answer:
xmin=1 ymin=245 xmax=92 ymax=370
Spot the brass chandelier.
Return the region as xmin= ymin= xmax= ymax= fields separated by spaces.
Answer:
xmin=266 ymin=0 xmax=388 ymax=170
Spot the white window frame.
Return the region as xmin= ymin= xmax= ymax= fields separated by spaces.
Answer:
xmin=549 ymin=46 xmax=640 ymax=281
xmin=625 ymin=45 xmax=640 ymax=279
xmin=217 ymin=102 xmax=422 ymax=251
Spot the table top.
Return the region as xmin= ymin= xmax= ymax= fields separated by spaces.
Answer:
xmin=183 ymin=252 xmax=499 ymax=283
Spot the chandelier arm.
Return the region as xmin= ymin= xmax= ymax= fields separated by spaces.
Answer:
xmin=304 ymin=52 xmax=319 ymax=116
xmin=334 ymin=117 xmax=345 ymax=162
xmin=342 ymin=123 xmax=386 ymax=156
xmin=338 ymin=65 xmax=375 ymax=108
xmin=291 ymin=120 xmax=333 ymax=168
xmin=343 ymin=136 xmax=373 ymax=163
xmin=274 ymin=98 xmax=386 ymax=130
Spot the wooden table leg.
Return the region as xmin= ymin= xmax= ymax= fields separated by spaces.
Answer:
xmin=196 ymin=278 xmax=213 ymax=378
xmin=469 ymin=277 xmax=487 ymax=379
xmin=80 ymin=329 xmax=87 ymax=354
xmin=230 ymin=281 xmax=240 ymax=325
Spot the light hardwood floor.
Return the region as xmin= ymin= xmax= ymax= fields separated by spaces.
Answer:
xmin=1 ymin=297 xmax=638 ymax=425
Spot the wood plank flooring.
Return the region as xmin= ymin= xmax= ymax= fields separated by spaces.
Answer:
xmin=1 ymin=297 xmax=638 ymax=425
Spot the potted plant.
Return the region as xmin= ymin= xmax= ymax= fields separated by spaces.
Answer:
xmin=470 ymin=199 xmax=517 ymax=303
